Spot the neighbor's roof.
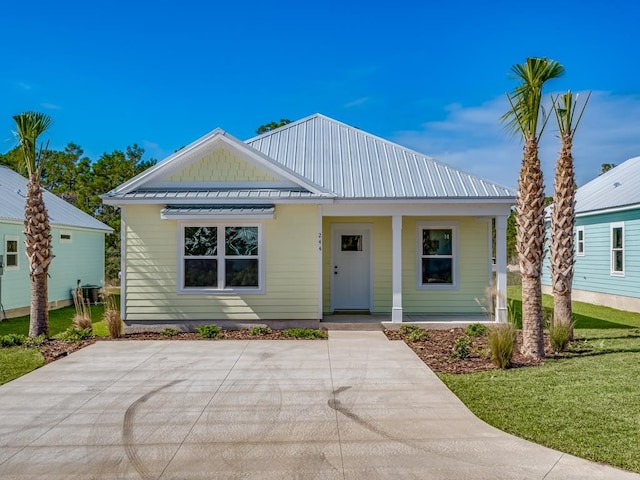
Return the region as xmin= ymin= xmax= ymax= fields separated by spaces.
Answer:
xmin=0 ymin=166 xmax=112 ymax=232
xmin=247 ymin=114 xmax=514 ymax=199
xmin=103 ymin=114 xmax=515 ymax=202
xmin=575 ymin=156 xmax=640 ymax=214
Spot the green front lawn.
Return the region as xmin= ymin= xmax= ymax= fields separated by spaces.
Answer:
xmin=441 ymin=287 xmax=640 ymax=472
xmin=0 ymin=347 xmax=44 ymax=385
xmin=0 ymin=304 xmax=105 ymax=337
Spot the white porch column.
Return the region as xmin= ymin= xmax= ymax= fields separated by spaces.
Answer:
xmin=392 ymin=215 xmax=403 ymax=323
xmin=495 ymin=215 xmax=508 ymax=322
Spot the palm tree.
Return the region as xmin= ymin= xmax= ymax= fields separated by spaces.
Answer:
xmin=13 ymin=111 xmax=54 ymax=337
xmin=503 ymin=58 xmax=564 ymax=359
xmin=550 ymin=91 xmax=590 ymax=339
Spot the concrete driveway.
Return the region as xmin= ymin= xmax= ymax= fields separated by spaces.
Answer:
xmin=0 ymin=331 xmax=637 ymax=480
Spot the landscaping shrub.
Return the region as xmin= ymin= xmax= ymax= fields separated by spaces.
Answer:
xmin=406 ymin=328 xmax=429 ymax=342
xmin=450 ymin=336 xmax=472 ymax=359
xmin=1 ymin=334 xmax=26 ymax=348
xmin=196 ymin=324 xmax=221 ymax=338
xmin=282 ymin=328 xmax=328 ymax=339
xmin=57 ymin=327 xmax=92 ymax=343
xmin=23 ymin=335 xmax=47 ymax=348
xmin=465 ymin=323 xmax=488 ymax=337
xmin=488 ymin=323 xmax=516 ymax=369
xmin=161 ymin=328 xmax=178 ymax=338
xmin=399 ymin=324 xmax=421 ymax=335
xmin=73 ymin=314 xmax=92 ymax=332
xmin=549 ymin=320 xmax=573 ymax=353
xmin=103 ymin=290 xmax=123 ymax=338
xmin=250 ymin=326 xmax=271 ymax=336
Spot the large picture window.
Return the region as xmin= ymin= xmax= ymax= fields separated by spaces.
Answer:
xmin=417 ymin=223 xmax=457 ymax=288
xmin=180 ymin=224 xmax=262 ymax=293
xmin=611 ymin=223 xmax=624 ymax=275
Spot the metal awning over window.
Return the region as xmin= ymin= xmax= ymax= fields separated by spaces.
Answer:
xmin=160 ymin=205 xmax=275 ymax=220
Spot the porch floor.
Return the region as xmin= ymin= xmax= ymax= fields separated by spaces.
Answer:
xmin=321 ymin=314 xmax=493 ymax=330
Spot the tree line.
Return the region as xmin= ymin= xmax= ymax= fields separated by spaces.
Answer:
xmin=0 ymin=141 xmax=156 ymax=283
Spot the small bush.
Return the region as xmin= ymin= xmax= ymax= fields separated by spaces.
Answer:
xmin=282 ymin=328 xmax=328 ymax=339
xmin=488 ymin=323 xmax=516 ymax=369
xmin=23 ymin=335 xmax=47 ymax=348
xmin=196 ymin=324 xmax=221 ymax=338
xmin=406 ymin=328 xmax=429 ymax=342
xmin=57 ymin=327 xmax=92 ymax=343
xmin=73 ymin=314 xmax=93 ymax=332
xmin=399 ymin=324 xmax=421 ymax=335
xmin=251 ymin=326 xmax=271 ymax=336
xmin=161 ymin=327 xmax=178 ymax=337
xmin=549 ymin=320 xmax=573 ymax=353
xmin=1 ymin=334 xmax=26 ymax=347
xmin=450 ymin=336 xmax=472 ymax=359
xmin=465 ymin=323 xmax=488 ymax=337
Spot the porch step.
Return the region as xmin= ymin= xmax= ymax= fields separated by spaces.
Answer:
xmin=320 ymin=322 xmax=384 ymax=331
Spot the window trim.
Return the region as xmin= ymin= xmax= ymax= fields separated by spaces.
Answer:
xmin=4 ymin=235 xmax=19 ymax=271
xmin=610 ymin=222 xmax=625 ymax=276
xmin=576 ymin=226 xmax=585 ymax=257
xmin=177 ymin=221 xmax=265 ymax=294
xmin=416 ymin=222 xmax=458 ymax=290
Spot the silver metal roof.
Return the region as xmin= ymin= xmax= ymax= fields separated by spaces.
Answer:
xmin=575 ymin=156 xmax=640 ymax=214
xmin=246 ymin=114 xmax=514 ymax=199
xmin=0 ymin=166 xmax=112 ymax=232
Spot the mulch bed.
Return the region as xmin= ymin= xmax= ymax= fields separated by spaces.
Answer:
xmin=38 ymin=327 xmax=550 ymax=375
xmin=385 ymin=328 xmax=550 ymax=374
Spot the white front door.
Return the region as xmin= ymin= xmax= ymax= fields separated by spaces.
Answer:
xmin=331 ymin=225 xmax=371 ymax=311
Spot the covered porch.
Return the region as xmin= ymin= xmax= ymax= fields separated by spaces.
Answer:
xmin=319 ymin=203 xmax=509 ymax=324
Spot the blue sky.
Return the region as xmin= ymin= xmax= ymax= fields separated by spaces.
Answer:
xmin=2 ymin=0 xmax=639 ymax=189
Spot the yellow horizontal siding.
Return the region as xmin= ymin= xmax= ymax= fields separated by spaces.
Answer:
xmin=164 ymin=148 xmax=279 ymax=183
xmin=124 ymin=204 xmax=319 ymax=321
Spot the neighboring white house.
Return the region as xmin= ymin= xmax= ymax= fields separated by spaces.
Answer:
xmin=543 ymin=157 xmax=640 ymax=312
xmin=0 ymin=166 xmax=112 ymax=318
xmin=102 ymin=114 xmax=515 ymax=329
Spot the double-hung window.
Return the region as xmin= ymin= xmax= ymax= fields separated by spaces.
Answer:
xmin=576 ymin=227 xmax=585 ymax=256
xmin=4 ymin=236 xmax=19 ymax=270
xmin=611 ymin=223 xmax=624 ymax=275
xmin=416 ymin=223 xmax=457 ymax=289
xmin=180 ymin=224 xmax=262 ymax=293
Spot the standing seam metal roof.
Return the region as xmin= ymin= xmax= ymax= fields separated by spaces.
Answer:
xmin=574 ymin=156 xmax=640 ymax=214
xmin=0 ymin=166 xmax=112 ymax=232
xmin=246 ymin=114 xmax=514 ymax=199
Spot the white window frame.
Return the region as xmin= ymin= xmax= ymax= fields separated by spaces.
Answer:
xmin=177 ymin=221 xmax=265 ymax=294
xmin=4 ymin=235 xmax=19 ymax=271
xmin=610 ymin=222 xmax=625 ymax=276
xmin=416 ymin=222 xmax=458 ymax=290
xmin=576 ymin=226 xmax=585 ymax=257
xmin=60 ymin=231 xmax=73 ymax=244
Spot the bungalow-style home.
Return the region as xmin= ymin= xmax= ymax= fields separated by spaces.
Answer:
xmin=542 ymin=156 xmax=640 ymax=312
xmin=102 ymin=114 xmax=515 ymax=329
xmin=0 ymin=166 xmax=112 ymax=318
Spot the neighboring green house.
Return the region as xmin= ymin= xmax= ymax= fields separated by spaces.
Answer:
xmin=0 ymin=166 xmax=112 ymax=318
xmin=102 ymin=114 xmax=514 ymax=328
xmin=543 ymin=157 xmax=640 ymax=312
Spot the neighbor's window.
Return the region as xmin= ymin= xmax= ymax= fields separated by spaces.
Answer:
xmin=4 ymin=236 xmax=19 ymax=270
xmin=181 ymin=225 xmax=261 ymax=292
xmin=576 ymin=227 xmax=585 ymax=256
xmin=417 ymin=224 xmax=457 ymax=288
xmin=611 ymin=223 xmax=624 ymax=275
xmin=60 ymin=231 xmax=72 ymax=243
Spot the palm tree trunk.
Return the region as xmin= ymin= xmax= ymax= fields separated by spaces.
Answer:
xmin=25 ymin=175 xmax=52 ymax=337
xmin=550 ymin=134 xmax=575 ymax=338
xmin=517 ymin=138 xmax=546 ymax=359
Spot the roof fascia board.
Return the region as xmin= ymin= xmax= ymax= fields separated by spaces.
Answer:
xmin=0 ymin=217 xmax=112 ymax=232
xmin=101 ymin=197 xmax=335 ymax=206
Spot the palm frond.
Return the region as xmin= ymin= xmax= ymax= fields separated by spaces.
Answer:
xmin=12 ymin=111 xmax=53 ymax=178
xmin=552 ymin=91 xmax=591 ymax=139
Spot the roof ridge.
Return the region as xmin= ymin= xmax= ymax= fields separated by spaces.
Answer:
xmin=244 ymin=113 xmax=322 ymax=142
